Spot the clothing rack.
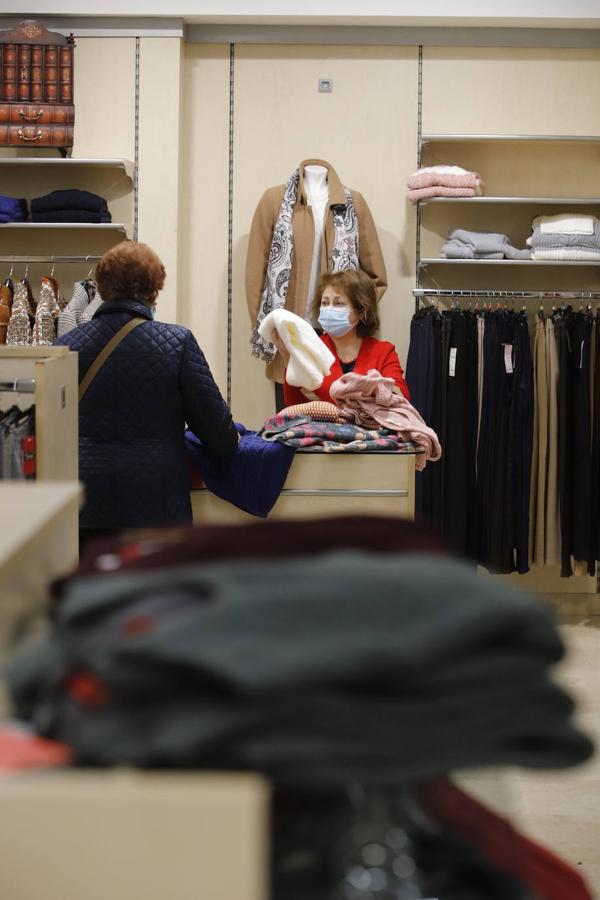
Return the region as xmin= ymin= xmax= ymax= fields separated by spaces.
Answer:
xmin=0 ymin=378 xmax=36 ymax=394
xmin=413 ymin=288 xmax=600 ymax=312
xmin=0 ymin=256 xmax=101 ymax=264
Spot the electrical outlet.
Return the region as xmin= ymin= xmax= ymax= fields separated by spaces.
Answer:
xmin=318 ymin=78 xmax=333 ymax=93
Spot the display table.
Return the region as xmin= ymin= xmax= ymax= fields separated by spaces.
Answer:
xmin=191 ymin=450 xmax=417 ymax=523
xmin=0 ymin=770 xmax=269 ymax=900
xmin=0 ymin=481 xmax=81 ymax=714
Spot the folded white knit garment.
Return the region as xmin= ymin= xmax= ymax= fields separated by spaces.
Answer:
xmin=532 ymin=214 xmax=597 ymax=236
xmin=532 ymin=248 xmax=600 ymax=261
xmin=409 ymin=165 xmax=474 ymax=177
xmin=258 ymin=309 xmax=335 ymax=391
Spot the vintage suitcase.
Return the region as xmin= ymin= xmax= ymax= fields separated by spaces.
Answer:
xmin=0 ymin=20 xmax=74 ymax=155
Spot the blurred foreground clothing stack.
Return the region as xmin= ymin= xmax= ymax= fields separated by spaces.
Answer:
xmin=7 ymin=516 xmax=594 ymax=900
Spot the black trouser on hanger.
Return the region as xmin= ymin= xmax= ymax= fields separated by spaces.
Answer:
xmin=430 ymin=314 xmax=445 ymax=532
xmin=443 ymin=310 xmax=478 ymax=560
xmin=488 ymin=311 xmax=516 ymax=574
xmin=555 ymin=315 xmax=573 ymax=577
xmin=406 ymin=309 xmax=436 ymax=521
xmin=569 ymin=312 xmax=593 ymax=573
xmin=509 ymin=313 xmax=534 ymax=575
xmin=591 ymin=313 xmax=600 ymax=565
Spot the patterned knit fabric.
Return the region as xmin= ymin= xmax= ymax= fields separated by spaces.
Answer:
xmin=280 ymin=400 xmax=350 ymax=423
xmin=262 ymin=414 xmax=415 ymax=453
xmin=32 ymin=278 xmax=58 ymax=346
xmin=6 ymin=281 xmax=32 ymax=347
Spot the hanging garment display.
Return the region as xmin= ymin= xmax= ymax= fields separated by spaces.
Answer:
xmin=32 ymin=276 xmax=60 ymax=346
xmin=0 ymin=406 xmax=35 ymax=479
xmin=6 ymin=280 xmax=33 ymax=346
xmin=57 ymin=278 xmax=102 ymax=336
xmin=407 ymin=305 xmax=533 ymax=572
xmin=0 ymin=278 xmax=12 ymax=344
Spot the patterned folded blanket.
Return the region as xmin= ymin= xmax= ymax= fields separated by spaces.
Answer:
xmin=262 ymin=414 xmax=415 ymax=453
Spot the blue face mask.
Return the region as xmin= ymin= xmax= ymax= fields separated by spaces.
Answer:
xmin=318 ymin=306 xmax=354 ymax=337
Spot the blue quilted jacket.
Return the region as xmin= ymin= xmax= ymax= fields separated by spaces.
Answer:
xmin=55 ymin=299 xmax=238 ymax=529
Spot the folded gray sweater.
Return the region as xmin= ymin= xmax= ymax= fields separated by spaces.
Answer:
xmin=529 ymin=222 xmax=600 ymax=251
xmin=442 ymin=229 xmax=532 ymax=259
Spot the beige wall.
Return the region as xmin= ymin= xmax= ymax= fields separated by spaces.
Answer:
xmin=179 ymin=44 xmax=231 ymax=392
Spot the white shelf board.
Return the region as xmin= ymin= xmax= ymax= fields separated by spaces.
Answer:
xmin=419 ymin=258 xmax=600 ymax=267
xmin=420 ymin=134 xmax=600 ymax=144
xmin=419 ymin=196 xmax=600 ymax=205
xmin=0 ymin=222 xmax=131 ymax=238
xmin=0 ymin=158 xmax=134 ymax=180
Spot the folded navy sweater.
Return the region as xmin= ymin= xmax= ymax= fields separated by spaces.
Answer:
xmin=31 ymin=209 xmax=112 ymax=224
xmin=31 ymin=189 xmax=109 ymax=215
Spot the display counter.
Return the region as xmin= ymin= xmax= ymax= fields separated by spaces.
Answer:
xmin=0 ymin=481 xmax=81 ymax=715
xmin=192 ymin=449 xmax=417 ymax=524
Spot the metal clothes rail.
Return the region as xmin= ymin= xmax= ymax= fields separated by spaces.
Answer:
xmin=0 ymin=256 xmax=101 ymax=264
xmin=413 ymin=287 xmax=600 ymax=312
xmin=0 ymin=378 xmax=36 ymax=394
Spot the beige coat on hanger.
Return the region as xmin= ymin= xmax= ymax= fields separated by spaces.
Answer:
xmin=245 ymin=158 xmax=388 ymax=383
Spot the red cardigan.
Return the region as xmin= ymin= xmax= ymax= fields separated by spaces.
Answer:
xmin=283 ymin=333 xmax=410 ymax=407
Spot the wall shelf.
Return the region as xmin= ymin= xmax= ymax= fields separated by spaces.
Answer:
xmin=419 ymin=196 xmax=600 ymax=206
xmin=0 ymin=157 xmax=134 ymax=180
xmin=420 ymin=258 xmax=600 ymax=267
xmin=420 ymin=134 xmax=600 ymax=145
xmin=0 ymin=222 xmax=131 ymax=237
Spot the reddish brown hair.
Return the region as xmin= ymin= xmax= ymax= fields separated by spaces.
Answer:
xmin=312 ymin=269 xmax=379 ymax=337
xmin=95 ymin=240 xmax=166 ymax=305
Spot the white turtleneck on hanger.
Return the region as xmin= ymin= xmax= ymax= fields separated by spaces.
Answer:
xmin=304 ymin=164 xmax=329 ymax=321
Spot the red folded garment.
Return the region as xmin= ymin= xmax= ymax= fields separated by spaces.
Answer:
xmin=0 ymin=722 xmax=72 ymax=773
xmin=420 ymin=778 xmax=593 ymax=900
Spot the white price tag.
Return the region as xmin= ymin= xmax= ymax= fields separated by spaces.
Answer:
xmin=504 ymin=344 xmax=513 ymax=374
xmin=449 ymin=347 xmax=457 ymax=377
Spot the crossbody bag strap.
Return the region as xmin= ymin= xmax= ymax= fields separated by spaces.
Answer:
xmin=78 ymin=317 xmax=145 ymax=403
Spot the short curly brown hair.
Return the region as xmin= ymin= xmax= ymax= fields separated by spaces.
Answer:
xmin=312 ymin=269 xmax=379 ymax=337
xmin=95 ymin=240 xmax=166 ymax=305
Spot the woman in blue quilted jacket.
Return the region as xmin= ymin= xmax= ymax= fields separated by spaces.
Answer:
xmin=55 ymin=240 xmax=238 ymax=545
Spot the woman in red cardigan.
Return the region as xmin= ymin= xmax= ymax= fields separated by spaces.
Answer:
xmin=275 ymin=268 xmax=410 ymax=407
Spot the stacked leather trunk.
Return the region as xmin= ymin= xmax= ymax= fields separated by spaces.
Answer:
xmin=0 ymin=20 xmax=74 ymax=155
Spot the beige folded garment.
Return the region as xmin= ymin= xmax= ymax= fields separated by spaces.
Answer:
xmin=532 ymin=214 xmax=597 ymax=236
xmin=258 ymin=308 xmax=335 ymax=391
xmin=532 ymin=247 xmax=600 ymax=261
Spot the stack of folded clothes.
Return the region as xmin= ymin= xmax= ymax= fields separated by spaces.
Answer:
xmin=0 ymin=195 xmax=27 ymax=223
xmin=441 ymin=228 xmax=532 ymax=260
xmin=527 ymin=214 xmax=600 ymax=261
xmin=407 ymin=165 xmax=483 ymax=203
xmin=30 ymin=189 xmax=111 ymax=223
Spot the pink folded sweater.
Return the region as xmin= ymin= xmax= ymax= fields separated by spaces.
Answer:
xmin=407 ymin=170 xmax=481 ymax=190
xmin=408 ymin=185 xmax=477 ymax=204
xmin=330 ymin=369 xmax=442 ymax=470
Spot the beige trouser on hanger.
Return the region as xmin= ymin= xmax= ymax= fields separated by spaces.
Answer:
xmin=530 ymin=317 xmax=549 ymax=566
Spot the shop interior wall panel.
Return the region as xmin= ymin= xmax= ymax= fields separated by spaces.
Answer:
xmin=72 ymin=38 xmax=135 ymax=161
xmin=230 ymin=44 xmax=418 ymax=428
xmin=179 ymin=43 xmax=230 ymax=390
xmin=422 ymin=47 xmax=600 ymax=137
xmin=138 ymin=37 xmax=182 ymax=326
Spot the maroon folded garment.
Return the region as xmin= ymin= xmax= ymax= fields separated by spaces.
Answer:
xmin=56 ymin=516 xmax=448 ymax=596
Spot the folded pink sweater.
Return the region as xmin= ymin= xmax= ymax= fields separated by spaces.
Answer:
xmin=330 ymin=369 xmax=442 ymax=470
xmin=408 ymin=185 xmax=477 ymax=204
xmin=407 ymin=171 xmax=481 ymax=190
